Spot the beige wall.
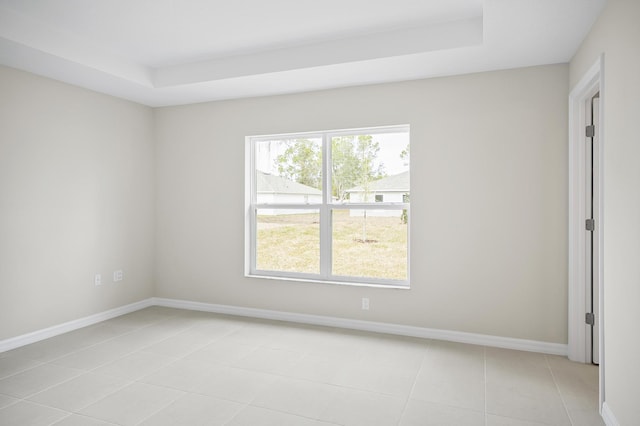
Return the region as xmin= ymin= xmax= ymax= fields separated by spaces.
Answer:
xmin=155 ymin=64 xmax=569 ymax=344
xmin=0 ymin=66 xmax=155 ymax=340
xmin=570 ymin=0 xmax=640 ymax=423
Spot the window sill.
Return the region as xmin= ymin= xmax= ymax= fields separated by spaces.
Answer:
xmin=245 ymin=273 xmax=410 ymax=290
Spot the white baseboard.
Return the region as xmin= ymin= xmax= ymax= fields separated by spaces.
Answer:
xmin=601 ymin=402 xmax=620 ymax=426
xmin=0 ymin=298 xmax=154 ymax=353
xmin=0 ymin=297 xmax=568 ymax=356
xmin=152 ymin=297 xmax=568 ymax=356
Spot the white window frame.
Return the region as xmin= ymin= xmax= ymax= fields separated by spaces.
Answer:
xmin=245 ymin=125 xmax=410 ymax=288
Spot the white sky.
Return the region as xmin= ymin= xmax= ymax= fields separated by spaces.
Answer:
xmin=373 ymin=132 xmax=409 ymax=175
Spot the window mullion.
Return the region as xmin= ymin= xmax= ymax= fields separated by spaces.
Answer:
xmin=320 ymin=134 xmax=331 ymax=279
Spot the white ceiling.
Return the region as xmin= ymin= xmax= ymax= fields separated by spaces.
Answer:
xmin=0 ymin=0 xmax=606 ymax=107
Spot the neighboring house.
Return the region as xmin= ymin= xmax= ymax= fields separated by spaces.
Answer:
xmin=345 ymin=171 xmax=409 ymax=217
xmin=256 ymin=171 xmax=322 ymax=215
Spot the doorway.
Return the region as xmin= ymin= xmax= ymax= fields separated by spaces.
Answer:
xmin=568 ymin=55 xmax=604 ymax=408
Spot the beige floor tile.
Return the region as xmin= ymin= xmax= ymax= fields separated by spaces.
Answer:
xmin=0 ymin=400 xmax=69 ymax=426
xmin=566 ymin=408 xmax=606 ymax=426
xmin=361 ymin=337 xmax=428 ymax=368
xmin=546 ymin=356 xmax=599 ymax=409
xmin=52 ymin=414 xmax=118 ymax=425
xmin=230 ymin=346 xmax=305 ymax=375
xmin=138 ymin=393 xmax=243 ymax=425
xmin=547 ymin=356 xmax=603 ymax=425
xmin=140 ymin=328 xmax=219 ymax=358
xmin=0 ymin=393 xmax=19 ymax=409
xmin=486 ymin=348 xmax=571 ymax=426
xmin=183 ymin=340 xmax=258 ymax=366
xmin=102 ymin=308 xmax=177 ymax=330
xmin=50 ymin=323 xmax=125 ymax=349
xmin=252 ymin=377 xmax=339 ymax=419
xmin=141 ymin=358 xmax=216 ymax=393
xmin=27 ymin=372 xmax=128 ymax=412
xmin=399 ymin=399 xmax=485 ymax=426
xmin=0 ymin=309 xmax=606 ymax=426
xmin=92 ymin=350 xmax=176 ymax=380
xmin=2 ymin=338 xmax=77 ymax=363
xmin=79 ymin=382 xmax=184 ymax=426
xmin=227 ymin=405 xmax=338 ymax=426
xmin=196 ymin=364 xmax=280 ymax=403
xmin=319 ymin=385 xmax=407 ymax=426
xmin=186 ymin=319 xmax=243 ymax=339
xmin=285 ymin=353 xmax=342 ymax=383
xmin=260 ymin=325 xmax=311 ymax=347
xmin=486 ymin=414 xmax=552 ymax=425
xmin=143 ymin=358 xmax=278 ymax=403
xmin=410 ymin=341 xmax=485 ymax=411
xmin=0 ymin=355 xmax=42 ymax=379
xmin=0 ymin=363 xmax=82 ymax=398
xmin=105 ymin=324 xmax=182 ymax=351
xmin=49 ymin=340 xmax=134 ymax=370
xmin=330 ymin=355 xmax=420 ymax=397
xmin=304 ymin=331 xmax=372 ymax=361
xmin=217 ymin=323 xmax=284 ymax=347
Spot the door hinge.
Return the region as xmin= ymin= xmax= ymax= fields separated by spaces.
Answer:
xmin=586 ymin=218 xmax=595 ymax=231
xmin=586 ymin=312 xmax=595 ymax=326
xmin=586 ymin=125 xmax=595 ymax=137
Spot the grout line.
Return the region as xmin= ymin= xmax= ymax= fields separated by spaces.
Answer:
xmin=0 ymin=392 xmax=21 ymax=411
xmin=6 ymin=398 xmax=72 ymax=420
xmin=545 ymin=354 xmax=574 ymax=426
xmin=395 ymin=339 xmax=430 ymax=426
xmin=133 ymin=389 xmax=187 ymax=425
xmin=0 ymin=359 xmax=47 ymax=381
xmin=220 ymin=400 xmax=253 ymax=426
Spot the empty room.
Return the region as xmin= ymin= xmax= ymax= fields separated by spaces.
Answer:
xmin=0 ymin=0 xmax=638 ymax=425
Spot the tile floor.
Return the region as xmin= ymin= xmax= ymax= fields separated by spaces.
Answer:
xmin=0 ymin=307 xmax=603 ymax=426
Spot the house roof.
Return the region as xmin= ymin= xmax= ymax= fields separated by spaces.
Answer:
xmin=346 ymin=171 xmax=409 ymax=193
xmin=257 ymin=171 xmax=322 ymax=195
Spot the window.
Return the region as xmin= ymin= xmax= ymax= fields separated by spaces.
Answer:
xmin=246 ymin=125 xmax=410 ymax=287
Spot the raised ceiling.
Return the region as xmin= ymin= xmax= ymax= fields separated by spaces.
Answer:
xmin=0 ymin=0 xmax=605 ymax=106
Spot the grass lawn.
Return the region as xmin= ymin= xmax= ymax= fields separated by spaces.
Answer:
xmin=256 ymin=210 xmax=407 ymax=280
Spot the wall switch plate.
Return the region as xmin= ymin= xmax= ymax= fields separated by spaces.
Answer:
xmin=113 ymin=270 xmax=123 ymax=282
xmin=362 ymin=297 xmax=370 ymax=310
xmin=94 ymin=274 xmax=102 ymax=286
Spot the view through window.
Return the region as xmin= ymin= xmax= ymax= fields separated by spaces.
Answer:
xmin=247 ymin=126 xmax=409 ymax=286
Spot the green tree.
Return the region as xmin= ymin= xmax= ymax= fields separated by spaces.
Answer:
xmin=274 ymin=139 xmax=322 ymax=189
xmin=331 ymin=136 xmax=361 ymax=201
xmin=274 ymin=135 xmax=385 ymax=208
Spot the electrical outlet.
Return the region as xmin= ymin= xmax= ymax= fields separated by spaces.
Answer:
xmin=113 ymin=270 xmax=123 ymax=282
xmin=362 ymin=297 xmax=370 ymax=310
xmin=94 ymin=274 xmax=102 ymax=286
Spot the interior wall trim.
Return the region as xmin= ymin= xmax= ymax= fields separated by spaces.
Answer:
xmin=0 ymin=297 xmax=568 ymax=356
xmin=0 ymin=298 xmax=154 ymax=353
xmin=153 ymin=297 xmax=568 ymax=356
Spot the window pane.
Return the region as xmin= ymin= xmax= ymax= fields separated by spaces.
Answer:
xmin=255 ymin=138 xmax=323 ymax=203
xmin=256 ymin=209 xmax=319 ymax=274
xmin=332 ymin=209 xmax=408 ymax=281
xmin=331 ymin=132 xmax=409 ymax=204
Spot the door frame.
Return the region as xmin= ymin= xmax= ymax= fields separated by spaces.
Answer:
xmin=568 ymin=54 xmax=605 ymax=407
